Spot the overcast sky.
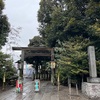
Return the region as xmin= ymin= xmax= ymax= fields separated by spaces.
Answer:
xmin=2 ymin=0 xmax=40 ymax=61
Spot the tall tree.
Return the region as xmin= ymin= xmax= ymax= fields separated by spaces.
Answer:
xmin=0 ymin=0 xmax=10 ymax=48
xmin=38 ymin=0 xmax=100 ymax=46
xmin=38 ymin=0 xmax=100 ymax=85
xmin=55 ymin=36 xmax=90 ymax=85
xmin=28 ymin=35 xmax=46 ymax=47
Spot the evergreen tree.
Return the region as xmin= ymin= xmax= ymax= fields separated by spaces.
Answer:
xmin=0 ymin=0 xmax=10 ymax=48
xmin=38 ymin=0 xmax=100 ymax=85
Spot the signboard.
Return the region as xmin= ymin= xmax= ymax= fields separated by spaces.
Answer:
xmin=51 ymin=61 xmax=55 ymax=69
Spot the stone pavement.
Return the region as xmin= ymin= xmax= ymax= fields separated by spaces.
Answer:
xmin=0 ymin=80 xmax=92 ymax=100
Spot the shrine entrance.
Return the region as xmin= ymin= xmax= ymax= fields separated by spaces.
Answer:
xmin=12 ymin=47 xmax=55 ymax=83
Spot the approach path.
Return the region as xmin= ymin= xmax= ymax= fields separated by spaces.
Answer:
xmin=0 ymin=80 xmax=91 ymax=100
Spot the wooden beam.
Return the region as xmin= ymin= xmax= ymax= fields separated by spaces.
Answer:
xmin=24 ymin=53 xmax=51 ymax=58
xmin=12 ymin=47 xmax=52 ymax=51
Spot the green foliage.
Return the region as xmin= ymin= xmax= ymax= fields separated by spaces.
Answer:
xmin=0 ymin=0 xmax=10 ymax=48
xmin=37 ymin=0 xmax=100 ymax=85
xmin=0 ymin=52 xmax=15 ymax=80
xmin=28 ymin=35 xmax=46 ymax=47
xmin=38 ymin=0 xmax=100 ymax=45
xmin=55 ymin=36 xmax=90 ymax=83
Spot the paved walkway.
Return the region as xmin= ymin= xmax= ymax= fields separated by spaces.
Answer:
xmin=0 ymin=80 xmax=91 ymax=100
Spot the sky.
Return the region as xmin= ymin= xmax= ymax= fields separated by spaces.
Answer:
xmin=2 ymin=0 xmax=40 ymax=61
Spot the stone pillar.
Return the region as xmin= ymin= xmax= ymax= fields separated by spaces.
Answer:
xmin=82 ymin=46 xmax=100 ymax=99
xmin=87 ymin=46 xmax=100 ymax=83
xmin=88 ymin=46 xmax=97 ymax=78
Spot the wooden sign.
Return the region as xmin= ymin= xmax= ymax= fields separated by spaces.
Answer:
xmin=51 ymin=61 xmax=55 ymax=69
